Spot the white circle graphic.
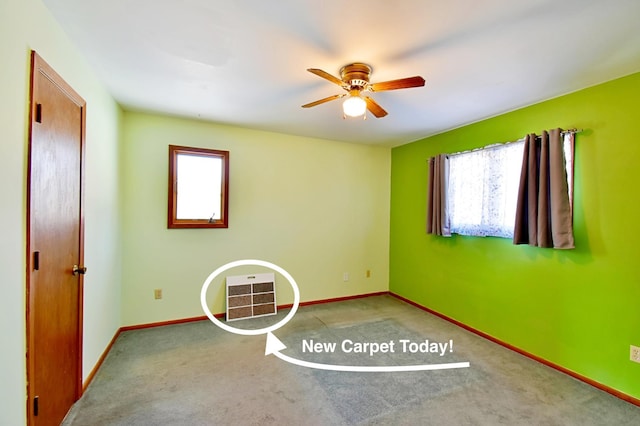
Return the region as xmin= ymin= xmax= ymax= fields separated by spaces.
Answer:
xmin=200 ymin=259 xmax=300 ymax=335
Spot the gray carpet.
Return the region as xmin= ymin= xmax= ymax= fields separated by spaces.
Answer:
xmin=282 ymin=318 xmax=483 ymax=424
xmin=63 ymin=295 xmax=640 ymax=425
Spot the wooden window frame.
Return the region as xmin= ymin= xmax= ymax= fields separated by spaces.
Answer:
xmin=168 ymin=145 xmax=229 ymax=229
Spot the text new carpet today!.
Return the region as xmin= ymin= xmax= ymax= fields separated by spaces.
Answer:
xmin=302 ymin=338 xmax=455 ymax=357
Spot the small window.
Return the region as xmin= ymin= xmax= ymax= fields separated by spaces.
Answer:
xmin=168 ymin=145 xmax=229 ymax=228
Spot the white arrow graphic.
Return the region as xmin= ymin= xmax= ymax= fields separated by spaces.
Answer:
xmin=265 ymin=332 xmax=470 ymax=372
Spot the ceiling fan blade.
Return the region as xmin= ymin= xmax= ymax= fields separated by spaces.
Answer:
xmin=307 ymin=68 xmax=346 ymax=87
xmin=364 ymin=97 xmax=388 ymax=118
xmin=302 ymin=94 xmax=345 ymax=108
xmin=369 ymin=76 xmax=425 ymax=92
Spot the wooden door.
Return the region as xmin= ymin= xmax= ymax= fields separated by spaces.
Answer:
xmin=27 ymin=52 xmax=86 ymax=426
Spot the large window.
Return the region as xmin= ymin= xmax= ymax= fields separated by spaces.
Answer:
xmin=168 ymin=145 xmax=229 ymax=228
xmin=446 ymin=134 xmax=573 ymax=238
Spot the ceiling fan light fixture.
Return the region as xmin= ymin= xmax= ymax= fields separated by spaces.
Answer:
xmin=303 ymin=63 xmax=424 ymax=119
xmin=343 ymin=95 xmax=367 ymax=117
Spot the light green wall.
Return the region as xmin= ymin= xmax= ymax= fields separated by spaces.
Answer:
xmin=390 ymin=72 xmax=640 ymax=399
xmin=0 ymin=0 xmax=123 ymax=424
xmin=120 ymin=112 xmax=391 ymax=326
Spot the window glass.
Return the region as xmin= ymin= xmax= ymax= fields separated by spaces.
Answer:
xmin=448 ymin=142 xmax=524 ymax=238
xmin=168 ymin=145 xmax=229 ymax=228
xmin=176 ymin=154 xmax=222 ymax=220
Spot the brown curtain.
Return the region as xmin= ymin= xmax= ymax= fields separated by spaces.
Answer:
xmin=513 ymin=129 xmax=574 ymax=248
xmin=427 ymin=154 xmax=451 ymax=236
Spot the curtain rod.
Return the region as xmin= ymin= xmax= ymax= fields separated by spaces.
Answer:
xmin=524 ymin=127 xmax=582 ymax=138
xmin=561 ymin=128 xmax=582 ymax=135
xmin=445 ymin=128 xmax=582 ymax=158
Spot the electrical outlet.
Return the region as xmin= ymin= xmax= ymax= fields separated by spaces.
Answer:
xmin=343 ymin=272 xmax=349 ymax=282
xmin=631 ymin=345 xmax=640 ymax=363
xmin=366 ymin=270 xmax=371 ymax=278
xmin=154 ymin=289 xmax=163 ymax=300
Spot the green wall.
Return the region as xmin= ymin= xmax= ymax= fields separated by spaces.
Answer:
xmin=390 ymin=72 xmax=640 ymax=399
xmin=121 ymin=112 xmax=391 ymax=326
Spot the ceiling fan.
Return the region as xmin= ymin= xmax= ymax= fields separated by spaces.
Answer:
xmin=302 ymin=63 xmax=425 ymax=118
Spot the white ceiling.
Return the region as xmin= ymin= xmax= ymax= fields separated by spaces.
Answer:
xmin=42 ymin=0 xmax=640 ymax=146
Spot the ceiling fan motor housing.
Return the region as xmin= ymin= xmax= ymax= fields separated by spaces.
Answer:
xmin=340 ymin=63 xmax=372 ymax=89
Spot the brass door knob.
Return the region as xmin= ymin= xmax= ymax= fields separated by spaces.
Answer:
xmin=72 ymin=265 xmax=87 ymax=276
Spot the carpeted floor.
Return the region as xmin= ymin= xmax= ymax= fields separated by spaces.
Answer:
xmin=63 ymin=295 xmax=640 ymax=425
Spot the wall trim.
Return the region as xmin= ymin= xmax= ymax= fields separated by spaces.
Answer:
xmin=82 ymin=329 xmax=121 ymax=392
xmin=278 ymin=291 xmax=389 ymax=310
xmin=389 ymin=292 xmax=640 ymax=408
xmin=119 ymin=291 xmax=389 ymax=332
xmin=119 ymin=314 xmax=221 ymax=332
